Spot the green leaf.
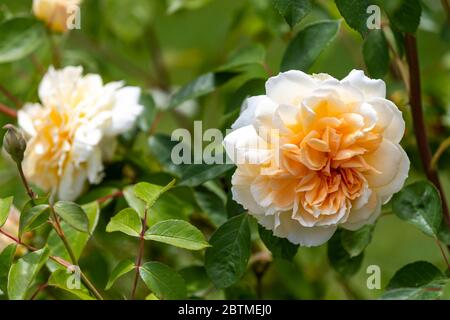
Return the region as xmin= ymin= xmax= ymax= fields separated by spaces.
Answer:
xmin=272 ymin=0 xmax=311 ymax=28
xmin=123 ymin=185 xmax=146 ymax=218
xmin=381 ymin=280 xmax=449 ymax=300
xmin=392 ymin=181 xmax=442 ymax=237
xmin=7 ymin=247 xmax=50 ymax=300
xmin=178 ymin=163 xmax=235 ymax=187
xmin=19 ymin=204 xmax=50 ymax=237
xmin=134 ymin=179 xmax=176 ymax=208
xmin=105 ymin=260 xmax=135 ymax=290
xmin=0 ymin=196 xmax=13 ymax=227
xmin=194 ymin=187 xmax=227 ymax=227
xmin=218 ymin=44 xmax=266 ymax=71
xmin=0 ymin=244 xmax=16 ymax=294
xmin=82 ymin=201 xmax=100 ymax=234
xmin=281 ymin=20 xmax=340 ymax=71
xmin=139 ymin=262 xmax=187 ymax=300
xmin=205 ymin=214 xmax=251 ymax=288
xmin=144 ymin=219 xmax=209 ymax=250
xmin=387 ymin=0 xmax=422 ymax=34
xmin=169 ymin=72 xmax=238 ymax=109
xmin=335 ymin=0 xmax=371 ymax=36
xmin=387 ymin=261 xmax=444 ymax=290
xmin=327 ymin=230 xmax=364 ymax=278
xmin=54 ymin=201 xmax=90 ymax=234
xmin=106 ymin=208 xmax=142 ymax=237
xmin=363 ymin=30 xmax=389 ymax=78
xmin=0 ymin=17 xmax=45 ymax=64
xmin=341 ymin=224 xmax=374 ymax=258
xmin=48 ymin=269 xmax=95 ymax=300
xmin=258 ymin=225 xmax=298 ymax=260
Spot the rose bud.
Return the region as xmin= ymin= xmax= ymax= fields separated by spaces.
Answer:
xmin=2 ymin=124 xmax=27 ymax=164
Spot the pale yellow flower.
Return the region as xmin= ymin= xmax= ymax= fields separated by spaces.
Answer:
xmin=33 ymin=0 xmax=81 ymax=33
xmin=18 ymin=66 xmax=144 ymax=200
xmin=224 ymin=70 xmax=409 ymax=246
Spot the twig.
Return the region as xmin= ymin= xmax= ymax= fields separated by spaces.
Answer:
xmin=404 ymin=34 xmax=450 ymax=231
xmin=131 ymin=208 xmax=148 ymax=300
xmin=0 ymin=103 xmax=17 ymax=118
xmin=435 ymin=239 xmax=450 ymax=270
xmin=0 ymin=85 xmax=21 ymax=108
xmin=97 ymin=190 xmax=123 ymax=204
xmin=30 ymin=283 xmax=48 ymax=300
xmin=431 ymin=136 xmax=450 ymax=169
xmin=0 ymin=228 xmax=104 ymax=300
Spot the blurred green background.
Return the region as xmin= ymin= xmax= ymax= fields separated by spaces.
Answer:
xmin=0 ymin=0 xmax=449 ymax=299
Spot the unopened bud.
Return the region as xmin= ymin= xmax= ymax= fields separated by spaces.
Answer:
xmin=2 ymin=124 xmax=27 ymax=164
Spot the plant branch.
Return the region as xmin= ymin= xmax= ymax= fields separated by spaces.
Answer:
xmin=131 ymin=208 xmax=148 ymax=300
xmin=49 ymin=205 xmax=77 ymax=264
xmin=0 ymin=103 xmax=17 ymax=118
xmin=97 ymin=190 xmax=123 ymax=204
xmin=30 ymin=283 xmax=48 ymax=300
xmin=404 ymin=34 xmax=450 ymax=231
xmin=0 ymin=85 xmax=21 ymax=108
xmin=0 ymin=228 xmax=104 ymax=300
xmin=431 ymin=136 xmax=450 ymax=170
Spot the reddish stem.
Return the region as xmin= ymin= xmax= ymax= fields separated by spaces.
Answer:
xmin=0 ymin=103 xmax=17 ymax=118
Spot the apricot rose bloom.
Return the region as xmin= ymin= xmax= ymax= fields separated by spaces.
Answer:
xmin=33 ymin=0 xmax=81 ymax=33
xmin=18 ymin=66 xmax=144 ymax=200
xmin=224 ymin=70 xmax=409 ymax=246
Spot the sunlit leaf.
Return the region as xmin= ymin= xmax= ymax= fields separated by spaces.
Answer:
xmin=0 ymin=244 xmax=16 ymax=294
xmin=53 ymin=201 xmax=90 ymax=234
xmin=144 ymin=219 xmax=209 ymax=250
xmin=7 ymin=247 xmax=50 ymax=300
xmin=134 ymin=179 xmax=176 ymax=208
xmin=0 ymin=17 xmax=45 ymax=63
xmin=106 ymin=208 xmax=142 ymax=237
xmin=0 ymin=196 xmax=13 ymax=227
xmin=19 ymin=204 xmax=50 ymax=237
xmin=48 ymin=269 xmax=95 ymax=300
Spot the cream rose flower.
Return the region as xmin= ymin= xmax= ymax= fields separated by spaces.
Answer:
xmin=33 ymin=0 xmax=81 ymax=33
xmin=18 ymin=66 xmax=144 ymax=201
xmin=224 ymin=69 xmax=409 ymax=246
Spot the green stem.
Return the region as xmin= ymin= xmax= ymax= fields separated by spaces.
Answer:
xmin=16 ymin=163 xmax=35 ymax=206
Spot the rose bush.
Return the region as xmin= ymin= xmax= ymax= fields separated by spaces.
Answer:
xmin=0 ymin=0 xmax=449 ymax=301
